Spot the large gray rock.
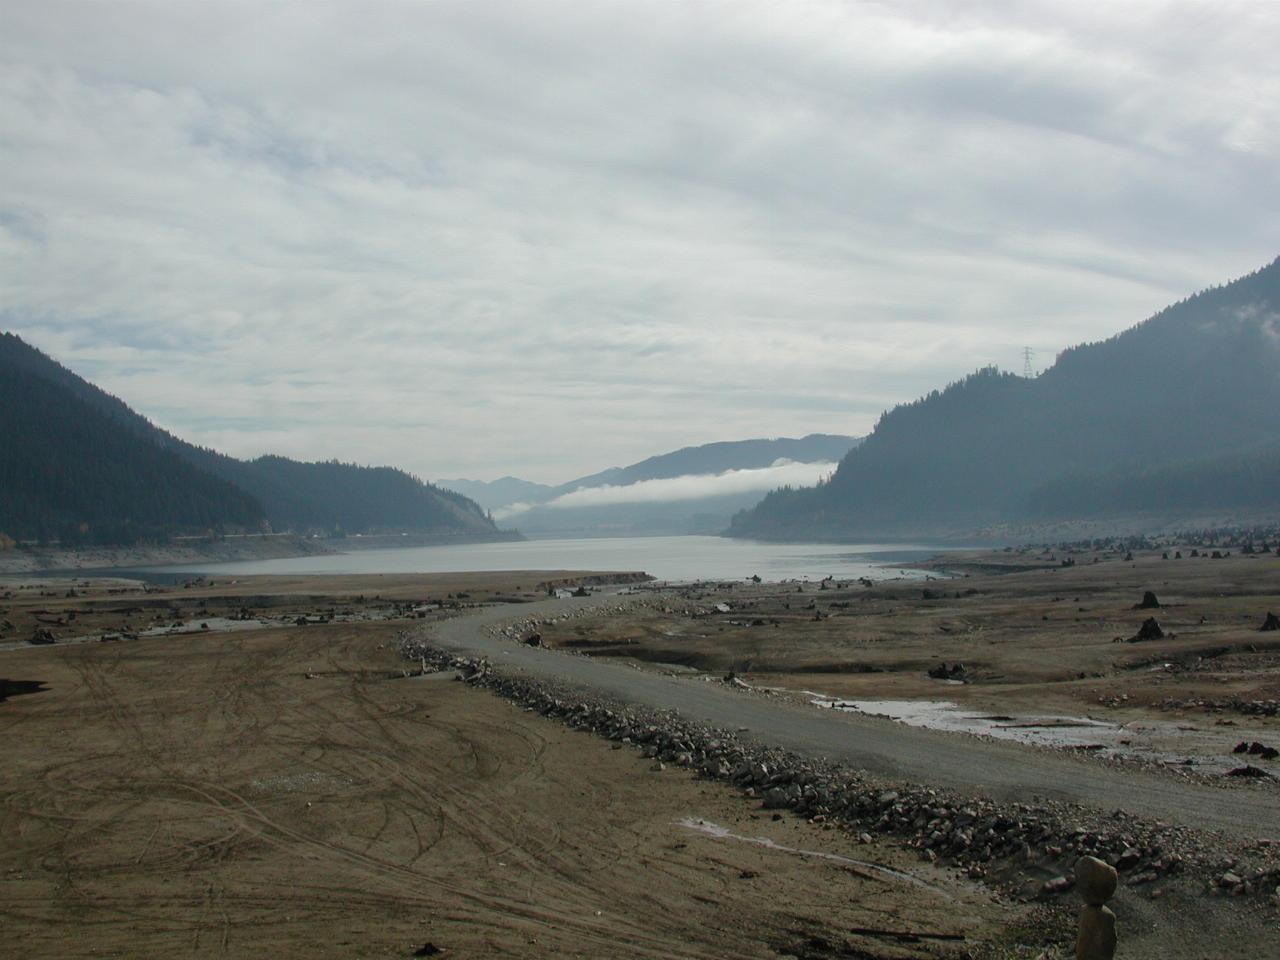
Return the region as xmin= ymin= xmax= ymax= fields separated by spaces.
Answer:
xmin=762 ymin=787 xmax=791 ymax=809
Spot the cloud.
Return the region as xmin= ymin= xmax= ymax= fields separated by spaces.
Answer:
xmin=495 ymin=460 xmax=837 ymax=518
xmin=1 ymin=2 xmax=1277 ymax=481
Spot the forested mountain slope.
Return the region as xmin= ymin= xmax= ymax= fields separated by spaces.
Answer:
xmin=730 ymin=258 xmax=1280 ymax=540
xmin=0 ymin=334 xmax=507 ymax=542
xmin=557 ymin=434 xmax=859 ymax=494
xmin=0 ymin=339 xmax=264 ymax=543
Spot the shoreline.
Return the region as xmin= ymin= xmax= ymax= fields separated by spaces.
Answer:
xmin=0 ymin=529 xmax=524 ymax=576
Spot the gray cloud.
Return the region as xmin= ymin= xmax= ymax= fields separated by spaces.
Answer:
xmin=2 ymin=1 xmax=1277 ymax=481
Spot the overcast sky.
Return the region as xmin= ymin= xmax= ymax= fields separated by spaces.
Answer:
xmin=3 ymin=2 xmax=1277 ymax=483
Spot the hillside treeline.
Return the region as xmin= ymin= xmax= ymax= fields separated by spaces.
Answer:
xmin=731 ymin=257 xmax=1280 ymax=539
xmin=0 ymin=333 xmax=506 ymax=545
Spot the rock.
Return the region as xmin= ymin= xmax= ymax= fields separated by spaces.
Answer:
xmin=1114 ymin=848 xmax=1142 ymax=871
xmin=1219 ymin=871 xmax=1244 ymax=888
xmin=1135 ymin=591 xmax=1161 ymax=609
xmin=762 ymin=787 xmax=791 ymax=809
xmin=1261 ymin=612 xmax=1280 ymax=632
xmin=1041 ymin=875 xmax=1073 ymax=896
xmin=1227 ymin=765 xmax=1273 ymax=779
xmin=1076 ymin=855 xmax=1117 ymax=905
xmin=28 ymin=627 xmax=56 ymax=645
xmin=927 ymin=662 xmax=966 ymax=681
xmin=1076 ymin=904 xmax=1117 ymax=960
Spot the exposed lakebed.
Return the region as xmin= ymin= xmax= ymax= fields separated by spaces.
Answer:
xmin=806 ymin=693 xmax=1249 ymax=773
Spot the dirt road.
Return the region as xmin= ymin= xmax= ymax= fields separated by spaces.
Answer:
xmin=0 ymin=618 xmax=1014 ymax=958
xmin=431 ymin=595 xmax=1280 ymax=841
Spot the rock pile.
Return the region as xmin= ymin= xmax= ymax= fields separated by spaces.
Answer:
xmin=392 ymin=631 xmax=1269 ymax=909
xmin=491 ymin=598 xmax=649 ymax=645
xmin=927 ymin=662 xmax=966 ymax=681
xmin=28 ymin=627 xmax=56 ymax=645
xmin=1158 ymin=696 xmax=1280 ymax=717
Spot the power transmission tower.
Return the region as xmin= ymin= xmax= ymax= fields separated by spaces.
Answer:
xmin=1022 ymin=346 xmax=1035 ymax=378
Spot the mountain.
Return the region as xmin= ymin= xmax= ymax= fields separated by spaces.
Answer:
xmin=729 ymin=257 xmax=1280 ymax=540
xmin=436 ymin=476 xmax=556 ymax=513
xmin=557 ymin=434 xmax=859 ymax=493
xmin=0 ymin=333 xmax=511 ymax=544
xmin=0 ymin=344 xmax=264 ymax=544
xmin=474 ymin=434 xmax=860 ymax=538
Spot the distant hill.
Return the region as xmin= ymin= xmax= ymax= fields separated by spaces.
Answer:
xmin=557 ymin=434 xmax=859 ymax=494
xmin=465 ymin=434 xmax=860 ymax=538
xmin=436 ymin=476 xmax=556 ymax=513
xmin=0 ymin=346 xmax=264 ymax=544
xmin=0 ymin=334 xmax=510 ymax=544
xmin=729 ymin=257 xmax=1280 ymax=540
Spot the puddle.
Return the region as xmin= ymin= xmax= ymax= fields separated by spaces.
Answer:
xmin=806 ymin=695 xmax=1243 ymax=772
xmin=810 ymin=696 xmax=1118 ymax=748
xmin=676 ymin=817 xmax=944 ymax=893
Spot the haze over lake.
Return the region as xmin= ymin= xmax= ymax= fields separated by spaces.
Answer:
xmin=152 ymin=536 xmax=944 ymax=583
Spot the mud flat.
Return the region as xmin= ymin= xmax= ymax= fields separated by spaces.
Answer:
xmin=536 ymin=545 xmax=1280 ymax=777
xmin=1 ymin=572 xmax=1025 ymax=959
xmin=0 ymin=534 xmax=337 ymax=574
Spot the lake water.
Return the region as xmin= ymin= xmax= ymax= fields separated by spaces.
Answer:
xmin=150 ymin=535 xmax=948 ymax=583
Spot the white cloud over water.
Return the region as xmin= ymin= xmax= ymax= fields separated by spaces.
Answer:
xmin=2 ymin=2 xmax=1277 ymax=481
xmin=494 ymin=460 xmax=838 ymax=519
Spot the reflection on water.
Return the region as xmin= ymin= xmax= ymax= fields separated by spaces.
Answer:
xmin=146 ymin=535 xmax=952 ymax=583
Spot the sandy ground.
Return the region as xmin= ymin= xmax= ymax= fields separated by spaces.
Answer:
xmin=0 ymin=571 xmax=644 ymax=654
xmin=0 ymin=602 xmax=1030 ymax=959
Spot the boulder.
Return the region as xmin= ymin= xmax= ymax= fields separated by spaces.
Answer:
xmin=29 ymin=627 xmax=56 ymax=645
xmin=1261 ymin=612 xmax=1280 ymax=632
xmin=762 ymin=787 xmax=791 ymax=809
xmin=1135 ymin=591 xmax=1161 ymax=609
xmin=1076 ymin=855 xmax=1117 ymax=906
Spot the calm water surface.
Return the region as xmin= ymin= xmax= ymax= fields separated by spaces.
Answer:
xmin=152 ymin=535 xmax=950 ymax=583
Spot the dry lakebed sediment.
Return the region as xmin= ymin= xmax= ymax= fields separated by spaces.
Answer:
xmin=1 ymin=548 xmax=1278 ymax=957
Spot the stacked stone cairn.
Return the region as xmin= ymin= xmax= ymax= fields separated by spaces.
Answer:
xmin=1075 ymin=855 xmax=1118 ymax=960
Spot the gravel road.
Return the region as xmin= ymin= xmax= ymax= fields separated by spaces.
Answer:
xmin=433 ymin=594 xmax=1279 ymax=842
